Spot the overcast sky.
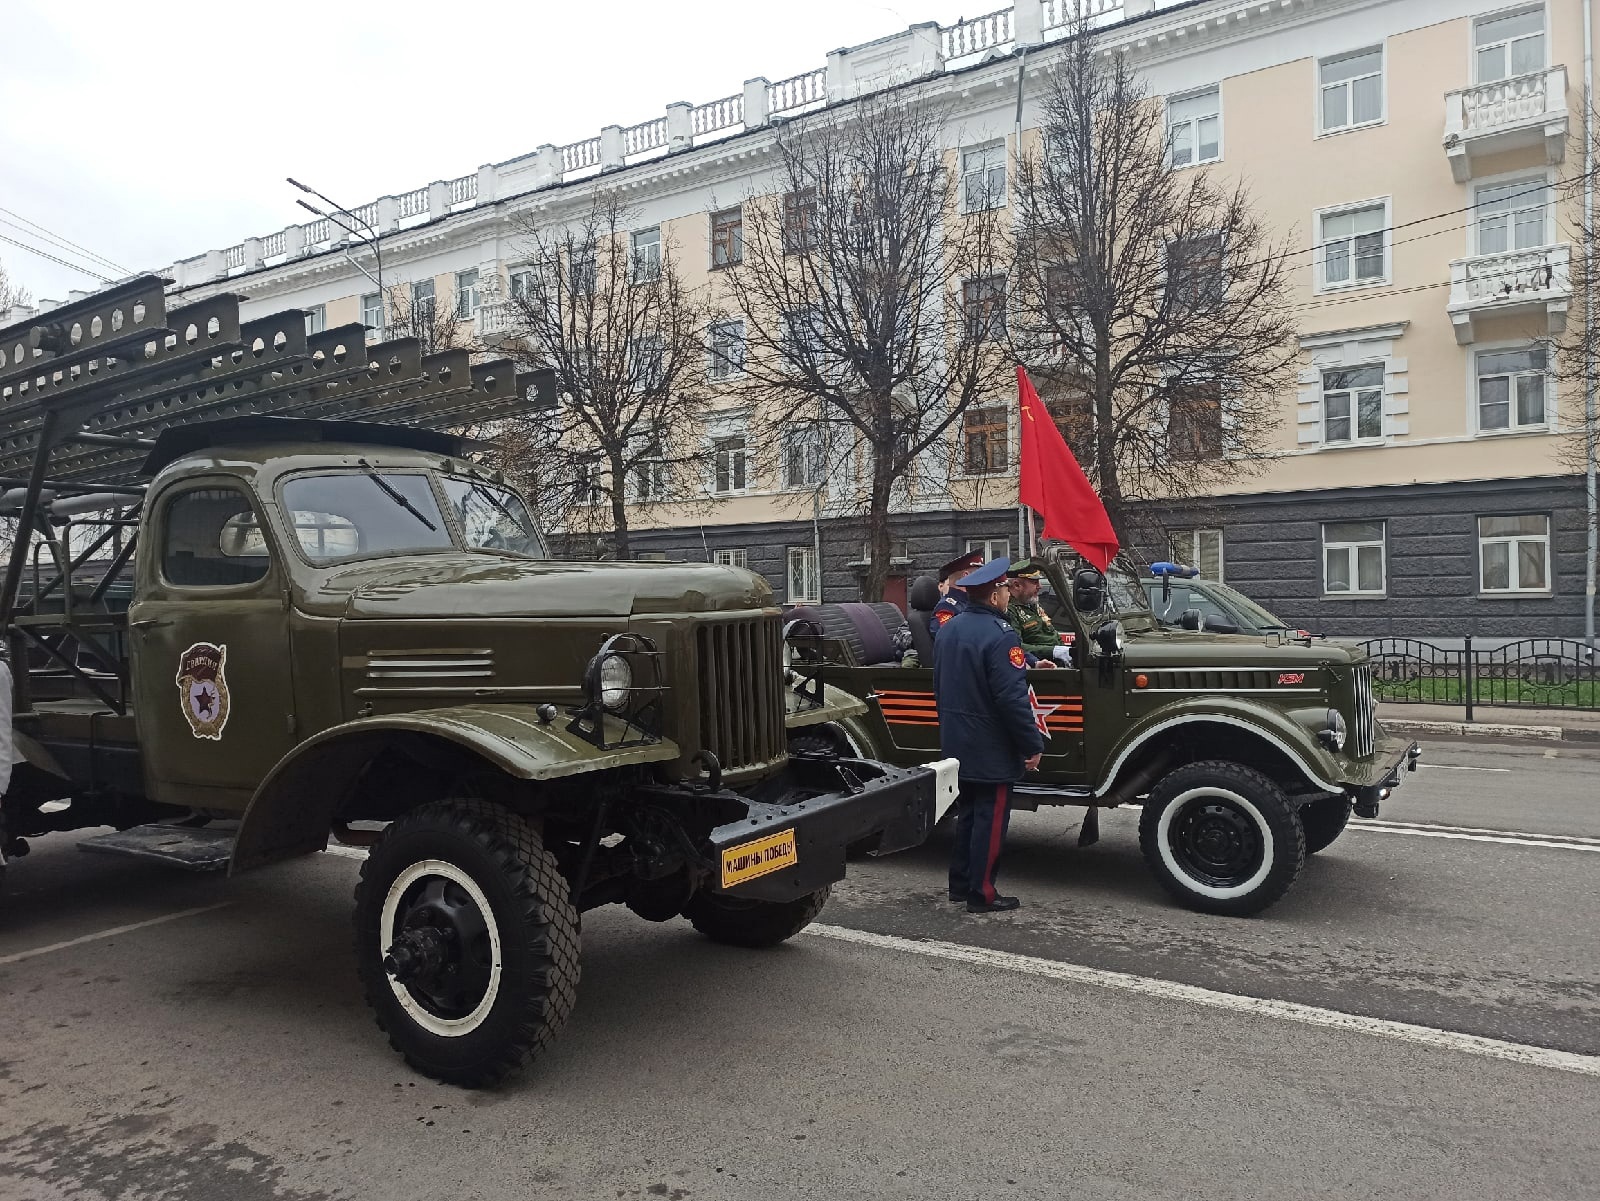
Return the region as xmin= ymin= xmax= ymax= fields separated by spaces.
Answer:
xmin=0 ymin=0 xmax=990 ymax=303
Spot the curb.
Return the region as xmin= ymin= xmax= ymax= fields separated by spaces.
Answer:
xmin=1381 ymin=717 xmax=1566 ymax=742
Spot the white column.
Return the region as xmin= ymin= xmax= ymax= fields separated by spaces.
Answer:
xmin=1013 ymin=0 xmax=1044 ymax=46
xmin=666 ymin=101 xmax=693 ymax=150
xmin=243 ymin=237 xmax=264 ymax=270
xmin=477 ymin=163 xmax=499 ymax=203
xmin=376 ymin=196 xmax=400 ymax=233
xmin=600 ymin=125 xmax=625 ymax=168
xmin=427 ymin=181 xmax=450 ymax=219
xmin=532 ymin=144 xmax=565 ymax=188
xmin=743 ymin=77 xmax=771 ymax=128
xmin=285 ymin=226 xmax=306 ymax=260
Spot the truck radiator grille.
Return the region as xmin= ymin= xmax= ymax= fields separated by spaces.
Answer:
xmin=1352 ymin=664 xmax=1375 ymax=757
xmin=696 ymin=615 xmax=786 ymax=772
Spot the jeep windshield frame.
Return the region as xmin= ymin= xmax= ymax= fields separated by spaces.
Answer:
xmin=276 ymin=469 xmax=458 ymax=566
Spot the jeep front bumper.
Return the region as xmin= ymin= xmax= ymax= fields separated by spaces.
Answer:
xmin=706 ymin=755 xmax=959 ymax=902
xmin=1346 ymin=737 xmax=1421 ymax=818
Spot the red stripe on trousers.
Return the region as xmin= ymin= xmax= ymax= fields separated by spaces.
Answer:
xmin=981 ymin=782 xmax=1008 ymax=903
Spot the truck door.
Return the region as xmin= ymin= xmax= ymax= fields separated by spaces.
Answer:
xmin=1028 ymin=664 xmax=1087 ymax=778
xmin=129 ymin=481 xmax=298 ymax=808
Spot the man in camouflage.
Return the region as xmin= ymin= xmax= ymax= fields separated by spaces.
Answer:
xmin=1007 ymin=559 xmax=1074 ymax=665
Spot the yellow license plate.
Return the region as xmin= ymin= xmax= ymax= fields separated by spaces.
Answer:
xmin=721 ymin=828 xmax=799 ymax=888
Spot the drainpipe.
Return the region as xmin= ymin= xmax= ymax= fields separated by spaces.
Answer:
xmin=1586 ymin=0 xmax=1597 ymax=647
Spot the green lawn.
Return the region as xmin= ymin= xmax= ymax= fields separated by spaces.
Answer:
xmin=1374 ymin=674 xmax=1600 ymax=709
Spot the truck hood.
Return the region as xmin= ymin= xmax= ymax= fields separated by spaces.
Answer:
xmin=299 ymin=553 xmax=772 ymax=619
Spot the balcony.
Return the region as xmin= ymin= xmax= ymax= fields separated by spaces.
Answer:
xmin=1443 ymin=66 xmax=1568 ymax=182
xmin=474 ymin=302 xmax=513 ymax=343
xmin=1446 ymin=243 xmax=1569 ymax=344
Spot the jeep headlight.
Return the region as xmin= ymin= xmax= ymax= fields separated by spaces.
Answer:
xmin=1319 ymin=707 xmax=1347 ymax=752
xmin=599 ymin=654 xmax=633 ymax=711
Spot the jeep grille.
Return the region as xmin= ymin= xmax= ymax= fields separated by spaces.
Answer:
xmin=1352 ymin=664 xmax=1375 ymax=757
xmin=696 ymin=615 xmax=785 ymax=772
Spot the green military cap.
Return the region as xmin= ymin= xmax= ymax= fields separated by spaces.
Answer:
xmin=1008 ymin=558 xmax=1043 ymax=580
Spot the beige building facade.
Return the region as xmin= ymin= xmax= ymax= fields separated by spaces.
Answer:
xmin=124 ymin=0 xmax=1593 ymax=635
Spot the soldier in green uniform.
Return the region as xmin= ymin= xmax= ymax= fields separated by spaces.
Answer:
xmin=1007 ymin=559 xmax=1074 ymax=665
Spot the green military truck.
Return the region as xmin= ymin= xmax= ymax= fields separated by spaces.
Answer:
xmin=787 ymin=549 xmax=1420 ymax=916
xmin=0 ymin=279 xmax=956 ymax=1087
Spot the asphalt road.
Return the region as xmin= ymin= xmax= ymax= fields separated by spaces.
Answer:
xmin=1 ymin=736 xmax=1597 ymax=1201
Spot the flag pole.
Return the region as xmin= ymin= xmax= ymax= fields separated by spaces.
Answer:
xmin=1026 ymin=506 xmax=1037 ymax=555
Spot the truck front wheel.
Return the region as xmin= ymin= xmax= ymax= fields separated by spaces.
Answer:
xmin=1138 ymin=761 xmax=1306 ymax=917
xmin=353 ymin=799 xmax=580 ymax=1088
xmin=684 ymin=886 xmax=830 ymax=948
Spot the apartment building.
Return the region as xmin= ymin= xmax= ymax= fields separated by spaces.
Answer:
xmin=148 ymin=0 xmax=1590 ymax=636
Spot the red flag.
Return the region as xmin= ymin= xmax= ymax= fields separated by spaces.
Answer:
xmin=1016 ymin=365 xmax=1119 ymax=572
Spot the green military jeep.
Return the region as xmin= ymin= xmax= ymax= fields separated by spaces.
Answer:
xmin=786 ymin=547 xmax=1419 ymax=916
xmin=0 ymin=280 xmax=956 ymax=1087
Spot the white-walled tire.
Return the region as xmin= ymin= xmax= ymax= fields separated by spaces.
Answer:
xmin=353 ymin=799 xmax=579 ymax=1087
xmin=1138 ymin=761 xmax=1306 ymax=917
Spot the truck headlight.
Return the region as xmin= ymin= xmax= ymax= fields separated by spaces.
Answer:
xmin=599 ymin=655 xmax=633 ymax=711
xmin=1319 ymin=707 xmax=1347 ymax=752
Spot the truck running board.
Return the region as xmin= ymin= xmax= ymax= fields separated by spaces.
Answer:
xmin=77 ymin=823 xmax=235 ymax=872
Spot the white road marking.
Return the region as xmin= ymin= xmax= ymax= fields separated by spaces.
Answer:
xmin=1418 ymin=763 xmax=1511 ymax=773
xmin=1348 ymin=820 xmax=1600 ymax=852
xmin=806 ymin=924 xmax=1600 ymax=1079
xmin=0 ymin=903 xmax=232 ymax=967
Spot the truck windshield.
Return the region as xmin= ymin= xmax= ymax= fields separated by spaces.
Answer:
xmin=440 ymin=476 xmax=546 ymax=558
xmin=280 ymin=472 xmax=455 ymax=563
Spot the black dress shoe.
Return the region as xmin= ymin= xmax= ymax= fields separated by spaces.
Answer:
xmin=966 ymin=895 xmax=1021 ymax=913
xmin=948 ymin=892 xmax=966 ymax=903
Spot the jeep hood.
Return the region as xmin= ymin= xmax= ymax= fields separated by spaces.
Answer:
xmin=1127 ymin=628 xmax=1367 ymax=666
xmin=297 ymin=553 xmax=772 ymax=619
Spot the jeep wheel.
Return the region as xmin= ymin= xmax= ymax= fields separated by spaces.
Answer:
xmin=354 ymin=799 xmax=579 ymax=1088
xmin=1138 ymin=761 xmax=1306 ymax=917
xmin=1300 ymin=794 xmax=1354 ymax=855
xmin=684 ymin=886 xmax=831 ymax=948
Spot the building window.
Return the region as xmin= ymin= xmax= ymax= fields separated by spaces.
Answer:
xmin=1165 ymin=378 xmax=1224 ymax=461
xmin=411 ymin=280 xmax=436 ymax=326
xmin=569 ymin=246 xmax=597 ymax=295
xmin=1170 ymin=528 xmax=1224 ymax=581
xmin=1319 ymin=202 xmax=1387 ymax=289
xmin=631 ymin=227 xmax=662 ymax=283
xmin=962 ymin=276 xmax=1007 ymax=342
xmin=360 ymin=293 xmax=383 ymax=338
xmin=1167 ymin=87 xmax=1221 ymax=167
xmin=304 ymin=305 xmax=325 ymax=336
xmin=454 ymin=269 xmax=481 ymax=320
xmin=965 ymin=537 xmax=1011 ymax=561
xmin=1166 ymin=234 xmax=1226 ymax=306
xmin=710 ymin=428 xmax=748 ymax=495
xmin=1319 ymin=46 xmax=1383 ymax=133
xmin=711 ymin=206 xmax=743 ymax=268
xmin=1475 ymin=178 xmax=1549 ymax=255
xmin=707 ymin=319 xmax=746 ymax=380
xmin=1477 ymin=346 xmax=1547 ymax=432
xmin=1475 ymin=7 xmax=1544 ymax=83
xmin=508 ymin=267 xmax=539 ymax=302
xmin=572 ymin=457 xmax=603 ymax=506
xmin=782 ymin=423 xmax=824 ymax=490
xmin=1479 ymin=514 xmax=1550 ymax=592
xmin=787 ymin=546 xmax=821 ymax=604
xmin=783 ymin=189 xmax=817 ymax=254
xmin=630 ymin=335 xmax=665 ymax=391
xmin=961 ymin=142 xmax=1007 ymax=212
xmin=631 ymin=438 xmax=667 ymax=503
xmin=1323 ymin=521 xmax=1386 ymax=595
xmin=963 ymin=407 xmax=1009 ymax=475
xmin=1322 ymin=364 xmax=1385 ymax=443
xmin=713 ymin=548 xmax=748 ymax=569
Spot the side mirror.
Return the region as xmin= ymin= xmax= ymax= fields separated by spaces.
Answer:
xmin=1208 ymin=619 xmax=1240 ymax=635
xmin=1073 ymin=568 xmax=1107 ymax=614
xmin=1180 ymin=608 xmax=1205 ymax=631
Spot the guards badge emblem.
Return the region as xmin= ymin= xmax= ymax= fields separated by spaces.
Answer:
xmin=177 ymin=642 xmax=231 ymax=740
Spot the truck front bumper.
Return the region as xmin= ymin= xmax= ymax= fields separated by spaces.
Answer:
xmin=1345 ymin=736 xmax=1421 ymax=818
xmin=705 ymin=755 xmax=959 ymax=902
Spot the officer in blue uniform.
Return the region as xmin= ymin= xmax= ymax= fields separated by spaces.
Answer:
xmin=928 ymin=550 xmax=983 ymax=642
xmin=933 ymin=557 xmax=1046 ymax=913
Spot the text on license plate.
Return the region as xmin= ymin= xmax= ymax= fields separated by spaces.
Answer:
xmin=721 ymin=828 xmax=798 ymax=888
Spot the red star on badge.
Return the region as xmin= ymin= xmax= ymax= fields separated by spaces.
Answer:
xmin=1027 ymin=687 xmax=1058 ymax=737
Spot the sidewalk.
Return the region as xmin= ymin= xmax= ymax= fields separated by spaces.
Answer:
xmin=1377 ymin=701 xmax=1600 ymax=743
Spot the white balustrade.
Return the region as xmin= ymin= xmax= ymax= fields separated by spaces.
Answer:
xmin=942 ymin=7 xmax=1012 ymax=59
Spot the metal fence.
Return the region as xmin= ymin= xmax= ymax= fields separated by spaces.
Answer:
xmin=1357 ymin=637 xmax=1600 ymax=718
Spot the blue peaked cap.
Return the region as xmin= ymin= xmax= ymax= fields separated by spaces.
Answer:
xmin=956 ymin=556 xmax=1012 ymax=588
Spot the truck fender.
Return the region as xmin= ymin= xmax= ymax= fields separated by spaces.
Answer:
xmin=784 ymin=680 xmax=869 ymax=730
xmin=1095 ymin=698 xmax=1343 ymax=798
xmin=230 ymin=705 xmax=679 ymax=874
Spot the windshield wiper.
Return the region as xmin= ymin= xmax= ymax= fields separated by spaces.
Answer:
xmin=357 ymin=459 xmax=437 ymax=531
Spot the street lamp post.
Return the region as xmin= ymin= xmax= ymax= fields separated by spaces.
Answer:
xmin=286 ymin=177 xmax=385 ymax=313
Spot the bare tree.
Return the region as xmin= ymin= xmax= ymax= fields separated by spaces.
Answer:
xmin=496 ymin=191 xmax=714 ymax=559
xmin=1010 ymin=19 xmax=1296 ymax=551
xmin=719 ymin=94 xmax=1009 ymax=601
xmin=0 ymin=257 xmax=31 ymax=315
xmin=382 ymin=277 xmax=479 ymax=354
